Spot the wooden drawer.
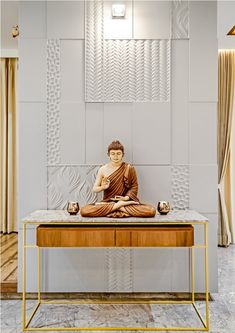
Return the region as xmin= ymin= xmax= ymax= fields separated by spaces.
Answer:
xmin=37 ymin=226 xmax=115 ymax=247
xmin=37 ymin=225 xmax=194 ymax=248
xmin=116 ymin=226 xmax=194 ymax=247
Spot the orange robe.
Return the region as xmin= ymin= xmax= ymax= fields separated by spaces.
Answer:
xmin=80 ymin=163 xmax=156 ymax=218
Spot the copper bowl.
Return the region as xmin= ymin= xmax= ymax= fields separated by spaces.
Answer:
xmin=67 ymin=201 xmax=79 ymax=215
xmin=157 ymin=201 xmax=171 ymax=215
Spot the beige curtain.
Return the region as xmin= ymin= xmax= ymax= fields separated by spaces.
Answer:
xmin=0 ymin=58 xmax=18 ymax=233
xmin=218 ymin=50 xmax=235 ymax=246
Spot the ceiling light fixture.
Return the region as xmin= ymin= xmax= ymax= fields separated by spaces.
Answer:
xmin=112 ymin=4 xmax=126 ymax=18
xmin=227 ymin=25 xmax=235 ymax=36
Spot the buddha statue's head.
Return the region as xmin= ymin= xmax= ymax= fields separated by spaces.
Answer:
xmin=107 ymin=140 xmax=124 ymax=164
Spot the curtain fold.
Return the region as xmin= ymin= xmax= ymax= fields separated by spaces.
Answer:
xmin=218 ymin=50 xmax=235 ymax=246
xmin=0 ymin=58 xmax=18 ymax=233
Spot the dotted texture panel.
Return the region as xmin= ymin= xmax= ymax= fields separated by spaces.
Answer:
xmin=47 ymin=39 xmax=61 ymax=165
xmin=171 ymin=165 xmax=189 ymax=209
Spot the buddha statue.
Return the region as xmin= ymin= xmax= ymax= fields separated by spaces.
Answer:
xmin=80 ymin=140 xmax=156 ymax=218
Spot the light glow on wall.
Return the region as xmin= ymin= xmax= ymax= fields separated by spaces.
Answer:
xmin=104 ymin=1 xmax=132 ymax=39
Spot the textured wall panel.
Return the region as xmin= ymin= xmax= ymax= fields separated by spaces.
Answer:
xmin=104 ymin=39 xmax=171 ymax=102
xmin=47 ymin=39 xmax=61 ymax=165
xmin=106 ymin=249 xmax=133 ymax=292
xmin=171 ymin=165 xmax=189 ymax=210
xmin=47 ymin=165 xmax=100 ymax=209
xmin=171 ymin=1 xmax=189 ymax=39
xmin=85 ymin=0 xmax=104 ymax=102
xmin=85 ymin=1 xmax=170 ymax=102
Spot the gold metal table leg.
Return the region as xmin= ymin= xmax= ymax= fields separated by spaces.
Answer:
xmin=22 ymin=221 xmax=210 ymax=331
xmin=22 ymin=223 xmax=26 ymax=331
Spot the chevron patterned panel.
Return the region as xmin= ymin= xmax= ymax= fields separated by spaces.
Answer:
xmin=85 ymin=0 xmax=104 ymax=102
xmin=85 ymin=1 xmax=171 ymax=102
xmin=47 ymin=39 xmax=61 ymax=165
xmin=171 ymin=0 xmax=189 ymax=39
xmin=105 ymin=248 xmax=133 ymax=292
xmin=103 ymin=39 xmax=171 ymax=102
xmin=47 ymin=165 xmax=100 ymax=209
xmin=171 ymin=165 xmax=189 ymax=209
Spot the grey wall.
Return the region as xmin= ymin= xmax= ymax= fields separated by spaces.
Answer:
xmin=18 ymin=1 xmax=218 ymax=292
xmin=0 ymin=1 xmax=18 ymax=57
xmin=218 ymin=0 xmax=235 ymax=49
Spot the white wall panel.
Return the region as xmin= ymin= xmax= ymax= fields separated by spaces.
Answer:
xmin=18 ymin=103 xmax=47 ymax=220
xmin=193 ymin=213 xmax=218 ymax=292
xmin=104 ymin=0 xmax=132 ymax=39
xmin=61 ymin=40 xmax=84 ymax=103
xmin=41 ymin=249 xmax=107 ymax=292
xmin=171 ymin=40 xmax=189 ymax=164
xmin=189 ymin=165 xmax=218 ymax=213
xmin=18 ymin=228 xmax=107 ymax=292
xmin=47 ymin=1 xmax=84 ymax=39
xmin=133 ymin=1 xmax=171 ymax=39
xmin=60 ymin=103 xmax=85 ymax=164
xmin=135 ymin=166 xmax=171 ymax=206
xmin=103 ymin=103 xmax=133 ymax=163
xmin=133 ymin=103 xmax=171 ymax=164
xmin=133 ymin=249 xmax=172 ymax=291
xmin=19 ymin=1 xmax=46 ymax=38
xmin=171 ymin=248 xmax=190 ymax=292
xmin=172 ymin=213 xmax=218 ymax=293
xmin=18 ymin=0 xmax=218 ymax=293
xmin=86 ymin=103 xmax=104 ymax=165
xmin=189 ymin=1 xmax=217 ymax=102
xmin=189 ymin=103 xmax=217 ymax=164
xmin=18 ymin=228 xmax=38 ymax=292
xmin=19 ymin=39 xmax=46 ymax=102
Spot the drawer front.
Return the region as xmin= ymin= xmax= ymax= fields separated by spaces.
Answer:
xmin=37 ymin=227 xmax=115 ymax=247
xmin=37 ymin=226 xmax=194 ymax=248
xmin=131 ymin=227 xmax=194 ymax=247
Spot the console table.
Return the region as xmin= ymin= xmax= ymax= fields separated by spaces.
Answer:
xmin=22 ymin=209 xmax=209 ymax=331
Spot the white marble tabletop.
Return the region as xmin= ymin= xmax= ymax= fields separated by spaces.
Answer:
xmin=22 ymin=209 xmax=208 ymax=224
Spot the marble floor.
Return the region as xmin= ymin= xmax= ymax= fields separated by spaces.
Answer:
xmin=1 ymin=245 xmax=235 ymax=333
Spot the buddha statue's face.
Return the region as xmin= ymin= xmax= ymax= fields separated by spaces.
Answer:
xmin=109 ymin=149 xmax=123 ymax=164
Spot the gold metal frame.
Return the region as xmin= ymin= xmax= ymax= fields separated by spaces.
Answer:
xmin=22 ymin=220 xmax=209 ymax=331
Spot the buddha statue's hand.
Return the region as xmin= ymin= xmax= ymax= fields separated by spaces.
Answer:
xmin=101 ymin=177 xmax=110 ymax=190
xmin=115 ymin=200 xmax=139 ymax=209
xmin=114 ymin=195 xmax=130 ymax=201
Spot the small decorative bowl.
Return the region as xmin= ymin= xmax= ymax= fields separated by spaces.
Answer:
xmin=157 ymin=201 xmax=171 ymax=215
xmin=67 ymin=202 xmax=79 ymax=215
